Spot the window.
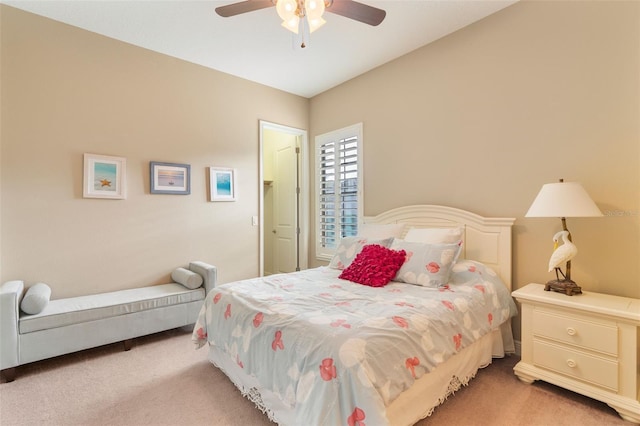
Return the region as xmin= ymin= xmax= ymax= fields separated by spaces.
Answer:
xmin=315 ymin=123 xmax=363 ymax=260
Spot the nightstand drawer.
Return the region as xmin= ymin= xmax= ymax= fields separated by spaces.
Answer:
xmin=532 ymin=308 xmax=618 ymax=356
xmin=533 ymin=339 xmax=618 ymax=391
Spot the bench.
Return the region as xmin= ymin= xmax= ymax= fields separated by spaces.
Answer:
xmin=0 ymin=261 xmax=216 ymax=382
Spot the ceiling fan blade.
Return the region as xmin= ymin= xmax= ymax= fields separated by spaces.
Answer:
xmin=326 ymin=0 xmax=386 ymax=26
xmin=215 ymin=1 xmax=275 ymax=18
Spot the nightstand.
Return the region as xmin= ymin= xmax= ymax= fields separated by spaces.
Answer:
xmin=512 ymin=283 xmax=640 ymax=423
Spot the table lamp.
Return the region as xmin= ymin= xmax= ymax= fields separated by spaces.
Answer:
xmin=525 ymin=178 xmax=603 ymax=295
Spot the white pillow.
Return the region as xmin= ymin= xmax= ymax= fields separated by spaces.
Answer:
xmin=328 ymin=236 xmax=394 ymax=270
xmin=358 ymin=223 xmax=406 ymax=239
xmin=404 ymin=227 xmax=463 ymax=244
xmin=21 ymin=282 xmax=51 ymax=315
xmin=171 ymin=268 xmax=204 ymax=289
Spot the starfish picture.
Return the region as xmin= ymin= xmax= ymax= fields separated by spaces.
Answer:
xmin=100 ymin=178 xmax=111 ymax=187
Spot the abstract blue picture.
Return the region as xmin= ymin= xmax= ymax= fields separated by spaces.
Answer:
xmin=216 ymin=172 xmax=231 ymax=196
xmin=210 ymin=167 xmax=236 ymax=201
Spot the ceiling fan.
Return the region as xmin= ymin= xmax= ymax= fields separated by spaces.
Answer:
xmin=216 ymin=1 xmax=386 ymax=39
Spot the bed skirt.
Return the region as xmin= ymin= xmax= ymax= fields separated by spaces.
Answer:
xmin=206 ymin=321 xmax=515 ymax=426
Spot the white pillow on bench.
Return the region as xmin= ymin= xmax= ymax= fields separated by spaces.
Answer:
xmin=21 ymin=283 xmax=51 ymax=315
xmin=172 ymin=268 xmax=203 ymax=289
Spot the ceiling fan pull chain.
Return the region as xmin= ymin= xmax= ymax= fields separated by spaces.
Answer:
xmin=300 ymin=16 xmax=307 ymax=48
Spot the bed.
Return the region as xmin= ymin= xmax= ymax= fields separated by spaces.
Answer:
xmin=192 ymin=205 xmax=517 ymax=426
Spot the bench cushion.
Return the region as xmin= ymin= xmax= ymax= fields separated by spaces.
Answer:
xmin=19 ymin=284 xmax=205 ymax=334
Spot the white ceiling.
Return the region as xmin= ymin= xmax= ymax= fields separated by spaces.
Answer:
xmin=3 ymin=0 xmax=518 ymax=98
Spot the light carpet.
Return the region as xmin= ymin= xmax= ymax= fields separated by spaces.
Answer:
xmin=0 ymin=328 xmax=628 ymax=425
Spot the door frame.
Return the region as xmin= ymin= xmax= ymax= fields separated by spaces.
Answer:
xmin=259 ymin=120 xmax=309 ymax=276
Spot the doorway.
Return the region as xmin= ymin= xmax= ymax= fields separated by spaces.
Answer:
xmin=259 ymin=121 xmax=308 ymax=276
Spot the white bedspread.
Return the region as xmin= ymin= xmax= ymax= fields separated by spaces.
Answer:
xmin=193 ymin=260 xmax=517 ymax=426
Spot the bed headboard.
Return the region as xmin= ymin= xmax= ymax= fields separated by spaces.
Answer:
xmin=363 ymin=205 xmax=515 ymax=290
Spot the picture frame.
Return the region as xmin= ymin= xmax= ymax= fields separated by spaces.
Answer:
xmin=83 ymin=153 xmax=126 ymax=199
xmin=209 ymin=167 xmax=236 ymax=201
xmin=150 ymin=161 xmax=190 ymax=195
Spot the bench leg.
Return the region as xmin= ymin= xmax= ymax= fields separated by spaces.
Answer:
xmin=123 ymin=339 xmax=133 ymax=351
xmin=1 ymin=367 xmax=17 ymax=382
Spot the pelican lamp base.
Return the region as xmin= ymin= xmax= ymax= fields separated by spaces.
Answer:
xmin=544 ymin=279 xmax=582 ymax=296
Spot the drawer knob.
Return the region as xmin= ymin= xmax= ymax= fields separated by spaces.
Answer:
xmin=566 ymin=327 xmax=577 ymax=336
xmin=566 ymin=359 xmax=577 ymax=368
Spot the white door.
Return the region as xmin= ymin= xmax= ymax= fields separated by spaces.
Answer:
xmin=272 ymin=134 xmax=299 ymax=273
xmin=259 ymin=120 xmax=308 ymax=277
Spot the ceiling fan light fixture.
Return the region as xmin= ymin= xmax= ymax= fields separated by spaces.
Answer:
xmin=305 ymin=0 xmax=325 ymax=33
xmin=215 ymin=0 xmax=387 ymax=43
xmin=276 ymin=0 xmax=298 ymax=21
xmin=308 ymin=16 xmax=326 ymax=33
xmin=281 ymin=16 xmax=300 ymax=34
xmin=275 ymin=0 xmax=326 ymax=35
xmin=305 ymin=0 xmax=325 ymax=19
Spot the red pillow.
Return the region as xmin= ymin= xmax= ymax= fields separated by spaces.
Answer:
xmin=339 ymin=244 xmax=407 ymax=287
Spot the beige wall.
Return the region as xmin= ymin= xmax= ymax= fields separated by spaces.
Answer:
xmin=0 ymin=5 xmax=308 ymax=297
xmin=309 ymin=0 xmax=640 ymax=310
xmin=1 ymin=1 xmax=638 ymax=338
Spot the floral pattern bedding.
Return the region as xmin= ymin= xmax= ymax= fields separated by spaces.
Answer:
xmin=192 ymin=260 xmax=517 ymax=426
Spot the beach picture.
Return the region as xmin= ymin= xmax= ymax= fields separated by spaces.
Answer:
xmin=150 ymin=162 xmax=190 ymax=195
xmin=210 ymin=167 xmax=236 ymax=201
xmin=93 ymin=161 xmax=117 ymax=192
xmin=83 ymin=153 xmax=126 ymax=199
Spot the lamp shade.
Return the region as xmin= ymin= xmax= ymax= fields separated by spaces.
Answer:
xmin=526 ymin=181 xmax=603 ymax=218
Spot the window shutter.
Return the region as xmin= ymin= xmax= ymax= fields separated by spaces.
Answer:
xmin=315 ymin=124 xmax=362 ymax=259
xmin=318 ymin=141 xmax=337 ymax=250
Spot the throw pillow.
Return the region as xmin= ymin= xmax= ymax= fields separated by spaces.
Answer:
xmin=391 ymin=240 xmax=462 ymax=288
xmin=339 ymin=244 xmax=407 ymax=287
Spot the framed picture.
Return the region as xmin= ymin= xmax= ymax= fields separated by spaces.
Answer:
xmin=83 ymin=153 xmax=126 ymax=199
xmin=209 ymin=167 xmax=236 ymax=201
xmin=150 ymin=161 xmax=190 ymax=195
